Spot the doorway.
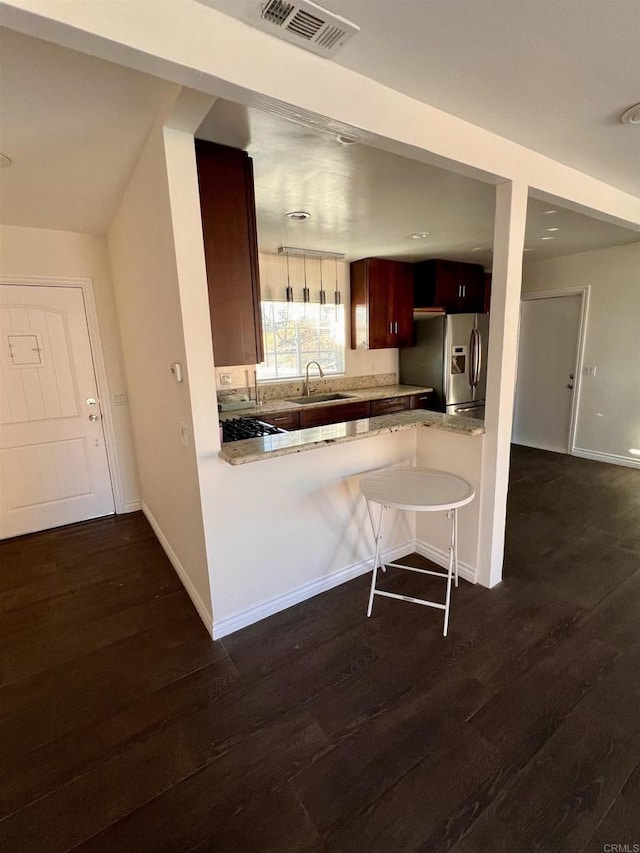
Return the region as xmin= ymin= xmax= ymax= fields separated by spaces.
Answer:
xmin=512 ymin=288 xmax=589 ymax=454
xmin=0 ymin=282 xmax=115 ymax=538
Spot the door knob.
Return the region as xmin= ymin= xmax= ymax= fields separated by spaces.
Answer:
xmin=89 ymin=413 xmax=99 ymax=422
xmin=567 ymin=384 xmax=574 ymax=390
xmin=569 ymin=374 xmax=574 ymax=380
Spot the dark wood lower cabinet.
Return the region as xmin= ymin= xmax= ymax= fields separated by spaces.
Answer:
xmin=410 ymin=392 xmax=434 ymax=410
xmin=370 ymin=396 xmax=411 ymax=416
xmin=300 ymin=400 xmax=371 ymax=428
xmin=259 ymin=411 xmax=301 ymax=430
xmin=267 ymin=395 xmax=423 ymax=430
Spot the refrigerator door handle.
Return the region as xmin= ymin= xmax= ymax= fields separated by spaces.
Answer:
xmin=468 ymin=329 xmax=475 ymax=388
xmin=469 ymin=328 xmax=480 ymax=388
xmin=454 ymin=403 xmax=484 ymax=413
xmin=474 ymin=328 xmax=482 ymax=388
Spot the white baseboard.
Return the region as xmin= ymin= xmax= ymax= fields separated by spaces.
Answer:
xmin=212 ymin=539 xmax=415 ymax=640
xmin=572 ymin=447 xmax=640 ymax=470
xmin=141 ymin=502 xmax=213 ymax=634
xmin=415 ymin=538 xmax=477 ymax=585
xmin=123 ymin=500 xmax=142 ymax=513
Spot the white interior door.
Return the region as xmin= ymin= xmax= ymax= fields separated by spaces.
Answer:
xmin=512 ymin=294 xmax=582 ymax=453
xmin=0 ymin=284 xmax=115 ymax=538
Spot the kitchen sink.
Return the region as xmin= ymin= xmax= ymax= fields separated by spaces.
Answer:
xmin=285 ymin=393 xmax=356 ymax=405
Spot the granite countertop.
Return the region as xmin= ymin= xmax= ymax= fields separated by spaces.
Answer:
xmin=218 ymin=384 xmax=431 ymax=420
xmin=219 ymin=409 xmax=485 ymax=465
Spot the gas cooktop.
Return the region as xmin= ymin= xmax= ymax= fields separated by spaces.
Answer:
xmin=221 ymin=417 xmax=286 ymax=443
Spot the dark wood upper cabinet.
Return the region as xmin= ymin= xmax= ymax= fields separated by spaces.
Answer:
xmin=484 ymin=272 xmax=492 ymax=313
xmin=350 ymin=258 xmax=414 ymax=349
xmin=195 ymin=139 xmax=263 ymax=367
xmin=414 ymin=259 xmax=485 ymax=313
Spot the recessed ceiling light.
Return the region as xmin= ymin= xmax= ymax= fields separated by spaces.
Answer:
xmin=540 ymin=236 xmax=556 ymax=241
xmin=630 ymin=448 xmax=640 ymax=456
xmin=545 ymin=227 xmax=560 ymax=232
xmin=409 ymin=232 xmax=431 ymax=239
xmin=285 ymin=211 xmax=311 ymax=221
xmin=336 ymin=135 xmax=357 ymax=145
xmin=621 ymin=103 xmax=640 ymax=125
xmin=471 ymin=247 xmax=484 ymax=252
xmin=542 ymin=209 xmax=557 ymax=215
xmin=0 ymin=153 xmax=12 ymax=168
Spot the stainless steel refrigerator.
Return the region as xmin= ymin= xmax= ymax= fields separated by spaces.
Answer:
xmin=399 ymin=312 xmax=489 ymax=420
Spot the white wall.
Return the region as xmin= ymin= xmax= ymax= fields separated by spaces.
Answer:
xmin=214 ymin=252 xmax=397 ymax=390
xmin=207 ymin=431 xmax=418 ymax=637
xmin=415 ymin=429 xmax=484 ymax=581
xmin=522 ymin=242 xmax=640 ymax=467
xmin=107 ymin=124 xmax=213 ymax=628
xmin=0 ymin=224 xmax=140 ymax=508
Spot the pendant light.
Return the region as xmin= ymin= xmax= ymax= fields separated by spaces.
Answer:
xmin=319 ymin=257 xmax=326 ymax=305
xmin=302 ymin=255 xmax=310 ymax=303
xmin=285 ymin=254 xmax=294 ymax=302
xmin=334 ymin=257 xmax=341 ymax=306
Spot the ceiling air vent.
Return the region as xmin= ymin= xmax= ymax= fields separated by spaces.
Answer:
xmin=252 ymin=0 xmax=359 ymax=57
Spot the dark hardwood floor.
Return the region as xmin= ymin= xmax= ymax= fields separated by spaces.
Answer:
xmin=1 ymin=445 xmax=639 ymax=851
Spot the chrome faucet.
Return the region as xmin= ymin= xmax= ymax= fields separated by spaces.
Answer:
xmin=304 ymin=360 xmax=324 ymax=396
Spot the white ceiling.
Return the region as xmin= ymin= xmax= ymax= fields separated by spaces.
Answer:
xmin=198 ymin=100 xmax=640 ymax=265
xmin=203 ymin=0 xmax=640 ymax=198
xmin=0 ymin=21 xmax=637 ymax=267
xmin=0 ymin=28 xmax=173 ymax=235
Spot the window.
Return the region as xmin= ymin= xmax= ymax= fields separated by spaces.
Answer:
xmin=257 ymin=301 xmax=345 ymax=381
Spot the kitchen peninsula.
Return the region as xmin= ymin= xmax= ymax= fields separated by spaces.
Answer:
xmin=207 ymin=373 xmax=485 ymax=638
xmin=218 ymin=374 xmax=484 ymax=464
xmin=220 ymin=409 xmax=484 ymax=464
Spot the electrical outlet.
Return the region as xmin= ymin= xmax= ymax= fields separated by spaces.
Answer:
xmin=113 ymin=393 xmax=128 ymax=406
xmin=179 ymin=419 xmax=189 ymax=447
xmin=220 ymin=373 xmax=232 ymax=386
xmin=583 ymin=364 xmax=597 ymax=377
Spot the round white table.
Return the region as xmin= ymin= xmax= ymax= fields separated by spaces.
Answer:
xmin=360 ymin=467 xmax=475 ymax=636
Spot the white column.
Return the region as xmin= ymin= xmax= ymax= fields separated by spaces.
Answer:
xmin=477 ymin=179 xmax=529 ymax=587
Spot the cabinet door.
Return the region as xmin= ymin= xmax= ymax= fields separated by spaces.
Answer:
xmin=259 ymin=410 xmax=300 ymax=430
xmin=300 ymin=400 xmax=371 ymax=428
xmin=370 ymin=396 xmax=410 ymax=415
xmin=409 ymin=392 xmax=434 ymax=410
xmin=457 ymin=268 xmax=485 ymax=312
xmin=350 ymin=259 xmax=413 ymax=349
xmin=483 ymin=273 xmax=492 ymax=313
xmin=367 ymin=259 xmax=395 ymax=348
xmin=195 ymin=140 xmax=263 ymax=367
xmin=433 ymin=261 xmax=463 ymax=311
xmin=415 ymin=260 xmax=485 ymax=313
xmin=392 ymin=263 xmax=415 ymax=346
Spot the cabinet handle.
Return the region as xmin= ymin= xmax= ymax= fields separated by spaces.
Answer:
xmin=389 ymin=321 xmax=393 ymax=335
xmin=463 ymin=284 xmax=466 ymax=297
xmin=394 ymin=321 xmax=398 ymax=334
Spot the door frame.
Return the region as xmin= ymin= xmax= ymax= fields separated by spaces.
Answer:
xmin=0 ymin=275 xmax=124 ymax=513
xmin=517 ymin=286 xmax=591 ymax=454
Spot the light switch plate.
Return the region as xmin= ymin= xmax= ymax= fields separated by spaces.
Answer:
xmin=220 ymin=373 xmax=232 ymax=386
xmin=583 ymin=364 xmax=597 ymax=377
